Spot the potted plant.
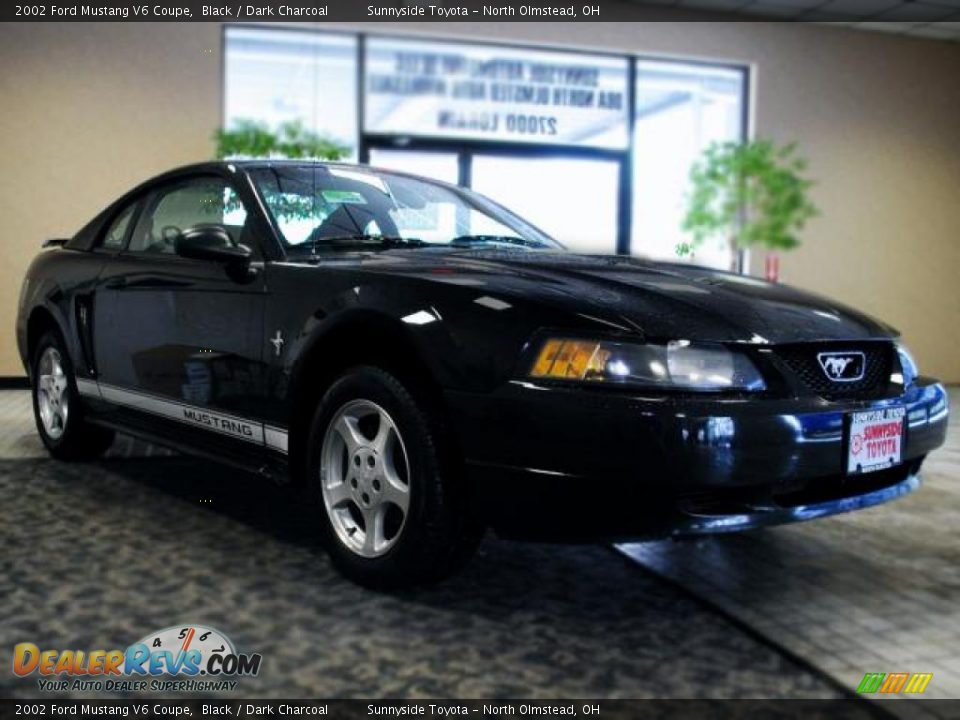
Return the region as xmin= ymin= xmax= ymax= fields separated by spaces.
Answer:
xmin=679 ymin=139 xmax=818 ymax=280
xmin=214 ymin=119 xmax=350 ymax=161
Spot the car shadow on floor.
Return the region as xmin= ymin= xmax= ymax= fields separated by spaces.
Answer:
xmin=82 ymin=454 xmax=659 ymax=620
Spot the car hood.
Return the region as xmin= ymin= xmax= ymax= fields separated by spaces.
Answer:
xmin=309 ymin=249 xmax=898 ymax=344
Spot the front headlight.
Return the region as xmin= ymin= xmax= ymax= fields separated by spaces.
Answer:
xmin=896 ymin=342 xmax=919 ymax=386
xmin=529 ymin=337 xmax=766 ymax=392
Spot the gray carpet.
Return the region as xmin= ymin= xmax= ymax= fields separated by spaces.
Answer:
xmin=0 ymin=453 xmax=843 ymax=700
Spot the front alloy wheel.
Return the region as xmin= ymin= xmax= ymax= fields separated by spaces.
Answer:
xmin=306 ymin=366 xmax=482 ymax=589
xmin=320 ymin=399 xmax=411 ymax=558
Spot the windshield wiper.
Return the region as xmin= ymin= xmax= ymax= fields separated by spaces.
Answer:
xmin=298 ymin=235 xmax=427 ymax=252
xmin=450 ymin=234 xmax=545 ymax=249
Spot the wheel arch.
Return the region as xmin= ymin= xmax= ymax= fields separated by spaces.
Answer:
xmin=286 ymin=310 xmax=453 ymax=485
xmin=25 ymin=305 xmax=66 ymax=378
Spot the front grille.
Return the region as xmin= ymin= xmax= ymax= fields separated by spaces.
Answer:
xmin=770 ymin=341 xmax=895 ymax=400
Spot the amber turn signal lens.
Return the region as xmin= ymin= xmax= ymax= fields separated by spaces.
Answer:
xmin=530 ymin=339 xmax=611 ymax=381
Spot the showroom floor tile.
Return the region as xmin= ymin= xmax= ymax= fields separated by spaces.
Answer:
xmin=620 ymin=389 xmax=958 ymax=710
xmin=0 ymin=390 xmax=44 ymax=459
xmin=0 ymin=390 xmax=848 ymax=700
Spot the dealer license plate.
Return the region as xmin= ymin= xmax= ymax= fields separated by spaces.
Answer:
xmin=847 ymin=406 xmax=906 ymax=475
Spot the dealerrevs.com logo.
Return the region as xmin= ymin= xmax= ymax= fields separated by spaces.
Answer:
xmin=13 ymin=625 xmax=262 ymax=693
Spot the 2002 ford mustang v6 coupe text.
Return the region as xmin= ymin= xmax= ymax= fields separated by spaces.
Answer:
xmin=18 ymin=161 xmax=949 ymax=587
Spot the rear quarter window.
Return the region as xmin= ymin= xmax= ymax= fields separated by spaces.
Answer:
xmin=99 ymin=204 xmax=137 ymax=251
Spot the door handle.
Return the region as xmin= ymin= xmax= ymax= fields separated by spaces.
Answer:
xmin=104 ymin=277 xmax=127 ymax=289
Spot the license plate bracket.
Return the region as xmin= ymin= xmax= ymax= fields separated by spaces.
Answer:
xmin=846 ymin=406 xmax=906 ymax=475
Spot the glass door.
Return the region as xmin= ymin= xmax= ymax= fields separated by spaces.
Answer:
xmin=470 ymin=154 xmax=620 ymax=254
xmin=367 ymin=148 xmax=459 ymax=185
xmin=367 ymin=147 xmax=621 ymax=254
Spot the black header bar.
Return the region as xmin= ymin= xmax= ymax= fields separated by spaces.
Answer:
xmin=2 ymin=0 xmax=937 ymax=22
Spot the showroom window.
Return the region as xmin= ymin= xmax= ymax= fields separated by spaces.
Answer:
xmin=362 ymin=36 xmax=629 ymax=150
xmin=224 ymin=27 xmax=359 ymax=158
xmin=361 ymin=36 xmax=629 ymax=254
xmin=470 ymin=155 xmax=620 ymax=254
xmin=222 ymin=27 xmax=747 ymax=267
xmin=632 ymin=60 xmax=747 ymax=270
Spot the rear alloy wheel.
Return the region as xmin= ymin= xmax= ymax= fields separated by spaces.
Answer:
xmin=307 ymin=366 xmax=482 ymax=589
xmin=36 ymin=346 xmax=70 ymax=441
xmin=31 ymin=330 xmax=114 ymax=461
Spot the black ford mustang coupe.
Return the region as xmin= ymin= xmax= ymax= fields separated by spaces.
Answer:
xmin=17 ymin=161 xmax=949 ymax=587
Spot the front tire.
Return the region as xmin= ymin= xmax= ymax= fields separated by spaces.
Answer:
xmin=306 ymin=366 xmax=481 ymax=589
xmin=31 ymin=330 xmax=114 ymax=461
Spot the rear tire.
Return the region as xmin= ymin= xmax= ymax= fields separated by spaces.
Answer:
xmin=31 ymin=329 xmax=114 ymax=461
xmin=306 ymin=366 xmax=482 ymax=589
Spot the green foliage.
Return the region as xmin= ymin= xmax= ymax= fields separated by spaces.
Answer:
xmin=214 ymin=119 xmax=350 ymax=161
xmin=679 ymin=140 xmax=818 ymax=258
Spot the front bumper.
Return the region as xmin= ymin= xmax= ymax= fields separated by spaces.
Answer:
xmin=446 ymin=379 xmax=948 ymax=540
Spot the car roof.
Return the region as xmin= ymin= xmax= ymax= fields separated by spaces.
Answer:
xmin=165 ymin=158 xmax=434 ymax=176
xmin=176 ymin=159 xmax=362 ymax=172
xmin=139 ymin=159 xmax=463 ymax=194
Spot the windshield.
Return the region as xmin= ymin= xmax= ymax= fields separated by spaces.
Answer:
xmin=248 ymin=165 xmax=561 ymax=253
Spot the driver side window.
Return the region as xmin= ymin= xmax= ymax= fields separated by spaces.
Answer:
xmin=128 ymin=177 xmax=248 ymax=255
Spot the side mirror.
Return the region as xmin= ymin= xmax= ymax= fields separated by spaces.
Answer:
xmin=175 ymin=225 xmax=252 ymax=265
